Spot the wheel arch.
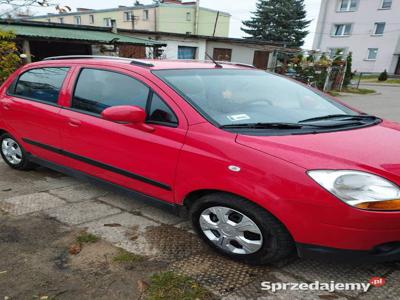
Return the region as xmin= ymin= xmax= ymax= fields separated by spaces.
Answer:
xmin=182 ymin=189 xmax=294 ymax=239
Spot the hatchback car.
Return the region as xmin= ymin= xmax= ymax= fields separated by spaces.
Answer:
xmin=1 ymin=56 xmax=399 ymax=265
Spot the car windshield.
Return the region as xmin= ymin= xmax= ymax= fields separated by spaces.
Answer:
xmin=153 ymin=69 xmax=358 ymax=127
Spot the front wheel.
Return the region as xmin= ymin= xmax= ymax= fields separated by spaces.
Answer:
xmin=190 ymin=193 xmax=295 ymax=265
xmin=0 ymin=133 xmax=35 ymax=170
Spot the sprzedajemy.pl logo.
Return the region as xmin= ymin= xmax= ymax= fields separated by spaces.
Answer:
xmin=261 ymin=277 xmax=386 ymax=293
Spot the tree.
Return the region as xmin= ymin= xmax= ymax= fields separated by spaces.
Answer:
xmin=343 ymin=52 xmax=353 ymax=87
xmin=241 ymin=0 xmax=310 ymax=47
xmin=0 ymin=30 xmax=21 ymax=84
xmin=0 ymin=1 xmax=70 ymax=17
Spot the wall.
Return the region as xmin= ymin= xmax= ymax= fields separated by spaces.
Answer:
xmin=34 ymin=8 xmax=156 ymax=31
xmin=131 ymin=32 xmax=207 ymax=60
xmin=156 ymin=5 xmax=195 ymax=34
xmin=31 ymin=4 xmax=230 ymax=38
xmin=313 ymin=0 xmax=400 ymax=73
xmin=197 ymin=9 xmax=230 ymax=37
xmin=206 ymin=41 xmax=275 ymax=69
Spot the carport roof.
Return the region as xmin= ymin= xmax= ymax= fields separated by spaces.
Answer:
xmin=0 ymin=20 xmax=165 ymax=46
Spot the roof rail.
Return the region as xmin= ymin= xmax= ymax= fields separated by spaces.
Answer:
xmin=218 ymin=61 xmax=257 ymax=69
xmin=43 ymin=55 xmax=154 ymax=67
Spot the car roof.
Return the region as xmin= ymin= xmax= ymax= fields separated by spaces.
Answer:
xmin=29 ymin=56 xmax=255 ymax=70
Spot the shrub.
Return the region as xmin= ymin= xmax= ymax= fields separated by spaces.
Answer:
xmin=0 ymin=30 xmax=21 ymax=84
xmin=378 ymin=70 xmax=388 ymax=81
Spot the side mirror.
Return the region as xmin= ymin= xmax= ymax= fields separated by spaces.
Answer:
xmin=102 ymin=105 xmax=154 ymax=132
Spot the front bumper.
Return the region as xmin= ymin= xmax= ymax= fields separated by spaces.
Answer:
xmin=297 ymin=242 xmax=400 ymax=263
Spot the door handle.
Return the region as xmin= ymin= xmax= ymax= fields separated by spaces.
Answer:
xmin=68 ymin=119 xmax=82 ymax=127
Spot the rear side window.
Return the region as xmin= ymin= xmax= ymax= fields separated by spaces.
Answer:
xmin=13 ymin=67 xmax=69 ymax=104
xmin=72 ymin=68 xmax=150 ymax=115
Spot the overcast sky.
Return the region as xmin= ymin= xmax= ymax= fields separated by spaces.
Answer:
xmin=5 ymin=0 xmax=322 ymax=49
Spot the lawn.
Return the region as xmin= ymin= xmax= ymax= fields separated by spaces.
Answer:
xmin=359 ymin=76 xmax=400 ymax=84
xmin=328 ymin=87 xmax=376 ymax=96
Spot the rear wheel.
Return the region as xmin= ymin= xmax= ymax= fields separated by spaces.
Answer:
xmin=0 ymin=133 xmax=35 ymax=170
xmin=190 ymin=193 xmax=295 ymax=265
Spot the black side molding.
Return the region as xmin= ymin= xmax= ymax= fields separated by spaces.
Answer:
xmin=27 ymin=154 xmax=182 ymax=216
xmin=22 ymin=138 xmax=172 ymax=191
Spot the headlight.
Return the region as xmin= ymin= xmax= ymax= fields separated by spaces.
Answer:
xmin=307 ymin=170 xmax=400 ymax=211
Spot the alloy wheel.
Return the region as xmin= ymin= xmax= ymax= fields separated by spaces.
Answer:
xmin=199 ymin=206 xmax=263 ymax=255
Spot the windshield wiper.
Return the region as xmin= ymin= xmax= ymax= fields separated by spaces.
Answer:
xmin=220 ymin=122 xmax=323 ymax=129
xmin=299 ymin=114 xmax=378 ymax=123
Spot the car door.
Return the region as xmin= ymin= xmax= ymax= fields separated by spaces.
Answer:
xmin=0 ymin=66 xmax=71 ymax=163
xmin=59 ymin=66 xmax=188 ymax=203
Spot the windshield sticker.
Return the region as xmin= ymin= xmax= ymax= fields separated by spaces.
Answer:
xmin=227 ymin=114 xmax=251 ymax=122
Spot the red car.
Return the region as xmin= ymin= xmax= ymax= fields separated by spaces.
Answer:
xmin=1 ymin=56 xmax=399 ymax=265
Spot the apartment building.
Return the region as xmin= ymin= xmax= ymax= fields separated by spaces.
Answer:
xmin=25 ymin=0 xmax=230 ymax=37
xmin=313 ymin=0 xmax=400 ymax=74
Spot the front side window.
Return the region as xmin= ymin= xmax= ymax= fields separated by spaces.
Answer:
xmin=367 ymin=48 xmax=379 ymax=60
xmin=381 ymin=0 xmax=392 ymax=9
xmin=374 ymin=22 xmax=386 ymax=35
xmin=12 ymin=67 xmax=69 ymax=104
xmin=72 ymin=69 xmax=149 ymax=115
xmin=333 ymin=24 xmax=352 ymax=36
xmin=148 ymin=93 xmax=178 ymax=125
xmin=338 ymin=0 xmax=358 ymax=11
xmin=154 ymin=69 xmax=356 ymax=127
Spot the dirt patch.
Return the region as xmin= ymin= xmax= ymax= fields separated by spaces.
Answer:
xmin=0 ymin=213 xmax=166 ymax=300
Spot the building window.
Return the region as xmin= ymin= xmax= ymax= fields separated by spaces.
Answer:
xmin=59 ymin=17 xmax=64 ymax=24
xmin=47 ymin=18 xmax=51 ymax=23
xmin=213 ymin=48 xmax=232 ymax=62
xmin=373 ymin=22 xmax=386 ymax=35
xmin=123 ymin=11 xmax=132 ymax=22
xmin=74 ymin=16 xmax=81 ymax=25
xmin=89 ymin=15 xmax=95 ymax=24
xmin=143 ymin=10 xmax=149 ymax=20
xmin=328 ymin=48 xmax=346 ymax=59
xmin=367 ymin=48 xmax=379 ymax=60
xmin=186 ymin=12 xmax=192 ymax=21
xmin=338 ymin=0 xmax=358 ymax=12
xmin=178 ymin=46 xmax=197 ymax=59
xmin=103 ymin=18 xmax=112 ymax=27
xmin=380 ymin=0 xmax=392 ymax=9
xmin=333 ymin=24 xmax=352 ymax=36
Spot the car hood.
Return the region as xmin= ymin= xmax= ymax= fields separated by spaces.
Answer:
xmin=236 ymin=121 xmax=400 ymax=181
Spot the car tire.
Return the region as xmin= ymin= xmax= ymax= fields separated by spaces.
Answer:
xmin=0 ymin=133 xmax=35 ymax=170
xmin=190 ymin=192 xmax=295 ymax=265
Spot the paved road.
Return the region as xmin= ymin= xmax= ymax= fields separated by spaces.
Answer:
xmin=339 ymin=84 xmax=400 ymax=122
